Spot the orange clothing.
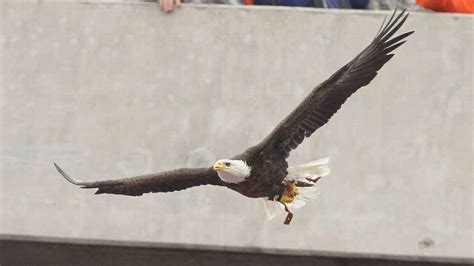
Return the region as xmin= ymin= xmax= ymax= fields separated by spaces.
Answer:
xmin=416 ymin=0 xmax=474 ymax=14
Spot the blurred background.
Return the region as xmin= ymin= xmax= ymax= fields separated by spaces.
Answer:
xmin=0 ymin=1 xmax=472 ymax=265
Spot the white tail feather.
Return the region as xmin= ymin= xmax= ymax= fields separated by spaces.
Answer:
xmin=262 ymin=199 xmax=285 ymax=220
xmin=286 ymin=157 xmax=331 ymax=183
xmin=290 ymin=157 xmax=331 ymax=177
xmin=292 ymin=157 xmax=329 ymax=168
xmin=297 ymin=186 xmax=320 ymax=201
xmin=263 ymin=157 xmax=331 ymax=221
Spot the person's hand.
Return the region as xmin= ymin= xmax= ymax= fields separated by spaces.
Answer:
xmin=157 ymin=0 xmax=181 ymax=13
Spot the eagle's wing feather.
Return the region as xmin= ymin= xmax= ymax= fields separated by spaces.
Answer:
xmin=54 ymin=163 xmax=223 ymax=196
xmin=258 ymin=9 xmax=413 ymax=158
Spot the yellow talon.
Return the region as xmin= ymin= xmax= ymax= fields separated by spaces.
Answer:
xmin=278 ymin=181 xmax=299 ymax=204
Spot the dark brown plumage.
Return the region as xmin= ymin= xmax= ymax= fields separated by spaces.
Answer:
xmin=55 ymin=9 xmax=413 ymax=200
xmin=55 ymin=164 xmax=223 ymax=196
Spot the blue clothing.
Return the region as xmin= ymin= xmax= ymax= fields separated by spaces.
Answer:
xmin=254 ymin=0 xmax=317 ymax=7
xmin=348 ymin=0 xmax=370 ymax=9
xmin=253 ymin=0 xmax=369 ymax=8
xmin=326 ymin=0 xmax=342 ymax=8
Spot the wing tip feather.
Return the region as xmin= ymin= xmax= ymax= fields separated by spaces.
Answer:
xmin=378 ymin=8 xmax=410 ymax=42
xmin=54 ymin=163 xmax=86 ymax=186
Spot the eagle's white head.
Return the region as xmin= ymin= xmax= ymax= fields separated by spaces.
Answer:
xmin=213 ymin=159 xmax=251 ymax=184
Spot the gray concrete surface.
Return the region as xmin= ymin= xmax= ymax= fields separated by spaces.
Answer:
xmin=0 ymin=0 xmax=472 ymax=261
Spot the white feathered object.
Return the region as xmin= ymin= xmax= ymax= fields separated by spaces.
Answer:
xmin=263 ymin=157 xmax=331 ymax=221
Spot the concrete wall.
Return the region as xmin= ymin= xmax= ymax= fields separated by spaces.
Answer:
xmin=1 ymin=0 xmax=472 ymax=261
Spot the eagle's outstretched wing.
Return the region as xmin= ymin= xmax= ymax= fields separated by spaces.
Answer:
xmin=258 ymin=9 xmax=414 ymax=158
xmin=54 ymin=163 xmax=223 ymax=196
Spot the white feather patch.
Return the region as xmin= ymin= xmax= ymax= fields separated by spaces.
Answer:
xmin=262 ymin=199 xmax=284 ymax=220
xmin=263 ymin=157 xmax=330 ymax=221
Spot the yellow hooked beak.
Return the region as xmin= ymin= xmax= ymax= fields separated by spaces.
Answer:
xmin=213 ymin=161 xmax=225 ymax=171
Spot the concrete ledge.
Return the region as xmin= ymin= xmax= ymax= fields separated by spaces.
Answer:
xmin=1 ymin=235 xmax=472 ymax=266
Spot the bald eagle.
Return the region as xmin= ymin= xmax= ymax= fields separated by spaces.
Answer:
xmin=55 ymin=9 xmax=413 ymax=225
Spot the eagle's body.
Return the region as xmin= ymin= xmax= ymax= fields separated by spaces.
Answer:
xmin=228 ymin=145 xmax=289 ymax=198
xmin=55 ymin=9 xmax=414 ymax=224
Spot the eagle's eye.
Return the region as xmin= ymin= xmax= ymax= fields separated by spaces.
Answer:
xmin=225 ymin=162 xmax=231 ymax=167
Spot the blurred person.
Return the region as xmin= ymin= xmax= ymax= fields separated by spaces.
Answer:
xmin=348 ymin=0 xmax=370 ymax=9
xmin=369 ymin=0 xmax=425 ymax=11
xmin=252 ymin=0 xmax=324 ymax=7
xmin=253 ymin=0 xmax=370 ymax=9
xmin=155 ymin=0 xmax=473 ymax=13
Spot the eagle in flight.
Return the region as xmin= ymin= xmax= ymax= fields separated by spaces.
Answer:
xmin=55 ymin=9 xmax=413 ymax=225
